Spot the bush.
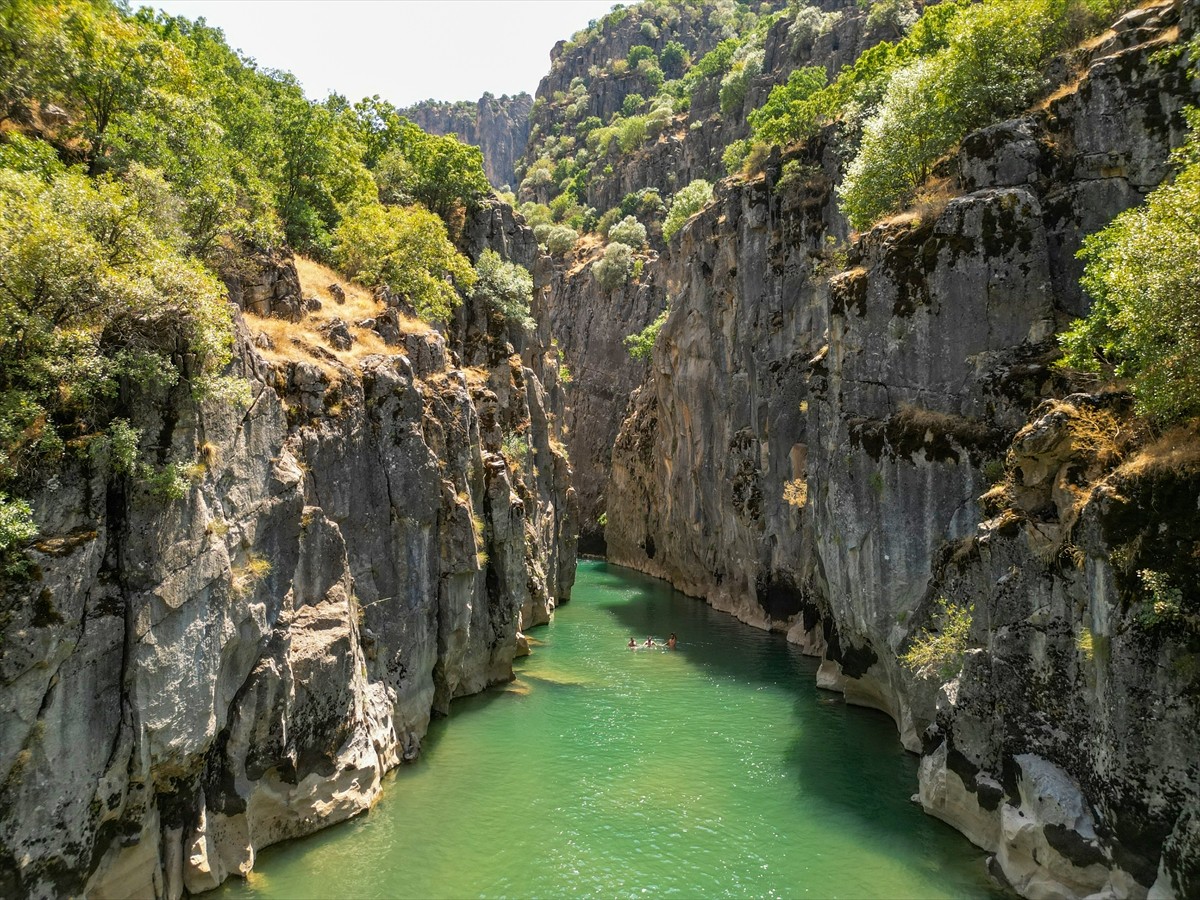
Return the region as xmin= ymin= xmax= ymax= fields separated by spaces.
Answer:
xmin=543 ymin=224 xmax=579 ymax=255
xmin=473 ymin=249 xmax=534 ymax=331
xmin=1060 ymin=114 xmax=1200 ymax=423
xmin=836 ymin=59 xmax=955 ymax=229
xmin=628 ymin=45 xmax=656 ymax=66
xmin=661 ymin=41 xmax=690 ymax=79
xmin=0 ymin=493 xmax=36 ymax=551
xmin=662 ymin=179 xmax=713 ymax=242
xmin=622 ymin=93 xmax=646 ymax=117
xmin=332 ymin=202 xmax=475 ymax=322
xmin=747 ymin=66 xmax=828 ymax=147
xmin=722 ymin=139 xmax=751 ymax=176
xmin=624 ymin=308 xmax=668 ymax=360
xmin=718 ymin=47 xmax=764 ymax=116
xmin=607 ymin=215 xmax=647 ymax=248
xmin=901 ymin=597 xmax=973 ymax=680
xmin=592 ymin=242 xmax=635 ymax=292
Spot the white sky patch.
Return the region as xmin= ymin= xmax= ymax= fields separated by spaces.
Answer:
xmin=153 ymin=0 xmax=619 ymax=106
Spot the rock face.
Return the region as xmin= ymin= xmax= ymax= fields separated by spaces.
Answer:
xmin=0 ymin=203 xmax=575 ymax=898
xmin=541 ymin=250 xmax=666 ymax=553
xmin=403 ymin=93 xmax=533 ymax=189
xmin=605 ymin=3 xmax=1199 ymax=897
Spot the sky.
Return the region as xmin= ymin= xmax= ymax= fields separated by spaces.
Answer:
xmin=153 ymin=1 xmax=621 ymax=107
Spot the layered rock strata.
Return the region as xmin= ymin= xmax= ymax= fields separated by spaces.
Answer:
xmin=605 ymin=4 xmax=1198 ymax=896
xmin=0 ymin=204 xmax=575 ymax=898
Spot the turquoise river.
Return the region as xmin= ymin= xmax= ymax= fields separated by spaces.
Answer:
xmin=217 ymin=560 xmax=1005 ymax=898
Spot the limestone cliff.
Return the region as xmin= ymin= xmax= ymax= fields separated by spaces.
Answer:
xmin=402 ymin=94 xmax=533 ymax=189
xmin=604 ymin=3 xmax=1199 ymax=897
xmin=0 ymin=201 xmax=575 ymax=898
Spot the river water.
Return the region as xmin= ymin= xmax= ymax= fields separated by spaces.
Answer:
xmin=216 ymin=560 xmax=1003 ymax=898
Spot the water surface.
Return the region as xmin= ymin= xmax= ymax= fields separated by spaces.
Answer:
xmin=218 ymin=560 xmax=1002 ymax=898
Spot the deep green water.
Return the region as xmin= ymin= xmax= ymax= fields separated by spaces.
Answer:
xmin=217 ymin=560 xmax=1002 ymax=899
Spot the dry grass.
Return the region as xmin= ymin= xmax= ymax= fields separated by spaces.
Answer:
xmin=783 ymin=478 xmax=809 ymax=509
xmin=245 ymin=256 xmax=427 ymax=379
xmin=1117 ymin=425 xmax=1200 ymax=478
xmin=881 ymin=177 xmax=956 ymax=229
xmin=565 ymin=233 xmax=606 ymax=278
xmin=462 ymin=366 xmax=491 ymax=390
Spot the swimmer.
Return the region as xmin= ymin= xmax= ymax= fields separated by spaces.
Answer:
xmin=628 ymin=637 xmax=637 ymax=649
xmin=644 ymin=636 xmax=655 ymax=647
xmin=667 ymin=633 xmax=677 ymax=650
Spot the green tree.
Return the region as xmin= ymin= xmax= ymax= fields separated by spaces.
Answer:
xmin=0 ymin=168 xmax=232 ymax=486
xmin=662 ymin=179 xmax=713 ymax=242
xmin=272 ymin=82 xmax=374 ymax=255
xmin=473 ymin=249 xmax=534 ymax=331
xmin=607 ymin=214 xmax=647 ymax=248
xmin=55 ymin=2 xmax=189 ymax=174
xmin=625 ymin=307 xmax=668 ymax=360
xmin=374 ymin=120 xmax=490 ymax=224
xmin=1060 ymin=115 xmax=1200 ymax=422
xmin=660 ymin=40 xmax=690 ymax=79
xmin=332 ymin=202 xmax=475 ymax=322
xmin=592 ymin=241 xmax=635 ymax=292
xmin=836 ymin=59 xmax=954 ymax=229
xmin=747 ymin=66 xmax=827 ymax=147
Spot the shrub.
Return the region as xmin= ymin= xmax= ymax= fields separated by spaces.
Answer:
xmin=1060 ymin=113 xmax=1200 ymax=423
xmin=0 ymin=493 xmax=36 ymax=551
xmin=838 ymin=0 xmax=1097 ymax=229
xmin=628 ymin=45 xmax=656 ymax=67
xmin=0 ymin=168 xmax=232 ymax=490
xmin=622 ymin=93 xmax=646 ymax=116
xmin=543 ymin=224 xmax=579 ymax=255
xmin=661 ymin=41 xmax=690 ymax=79
xmin=593 ymin=241 xmax=635 ymax=292
xmin=719 ymin=47 xmax=764 ymax=116
xmin=836 ymin=59 xmax=955 ymax=229
xmin=607 ymin=215 xmax=647 ymax=248
xmin=662 ymin=179 xmax=713 ymax=242
xmin=722 ymin=139 xmax=751 ymax=176
xmin=747 ymin=66 xmax=828 ymax=147
xmin=624 ymin=308 xmax=668 ymax=360
xmin=473 ymin=249 xmax=534 ymax=331
xmin=901 ymin=597 xmax=973 ymax=680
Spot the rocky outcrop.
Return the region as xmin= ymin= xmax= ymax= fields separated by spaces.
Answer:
xmin=403 ymin=93 xmax=533 ymax=189
xmin=605 ymin=3 xmax=1198 ymax=896
xmin=0 ymin=203 xmax=575 ymax=898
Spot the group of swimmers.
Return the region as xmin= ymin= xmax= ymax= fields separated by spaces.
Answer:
xmin=628 ymin=633 xmax=677 ymax=650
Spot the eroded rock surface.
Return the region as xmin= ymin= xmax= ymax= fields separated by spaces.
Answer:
xmin=0 ymin=204 xmax=575 ymax=898
xmin=605 ymin=4 xmax=1199 ymax=896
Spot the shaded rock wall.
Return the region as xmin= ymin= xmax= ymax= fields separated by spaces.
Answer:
xmin=0 ymin=204 xmax=575 ymax=898
xmin=606 ymin=3 xmax=1198 ymax=896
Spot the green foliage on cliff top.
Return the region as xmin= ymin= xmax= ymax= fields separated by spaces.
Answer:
xmin=1060 ymin=111 xmax=1200 ymax=424
xmin=0 ymin=0 xmax=495 ymax=551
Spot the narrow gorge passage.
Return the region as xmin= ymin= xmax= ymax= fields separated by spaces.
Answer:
xmin=214 ymin=561 xmax=1002 ymax=899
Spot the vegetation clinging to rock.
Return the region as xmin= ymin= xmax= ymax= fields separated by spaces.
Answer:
xmin=1060 ymin=111 xmax=1200 ymax=423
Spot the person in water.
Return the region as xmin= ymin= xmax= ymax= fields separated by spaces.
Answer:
xmin=628 ymin=637 xmax=637 ymax=649
xmin=644 ymin=636 xmax=655 ymax=647
xmin=667 ymin=633 xmax=677 ymax=650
